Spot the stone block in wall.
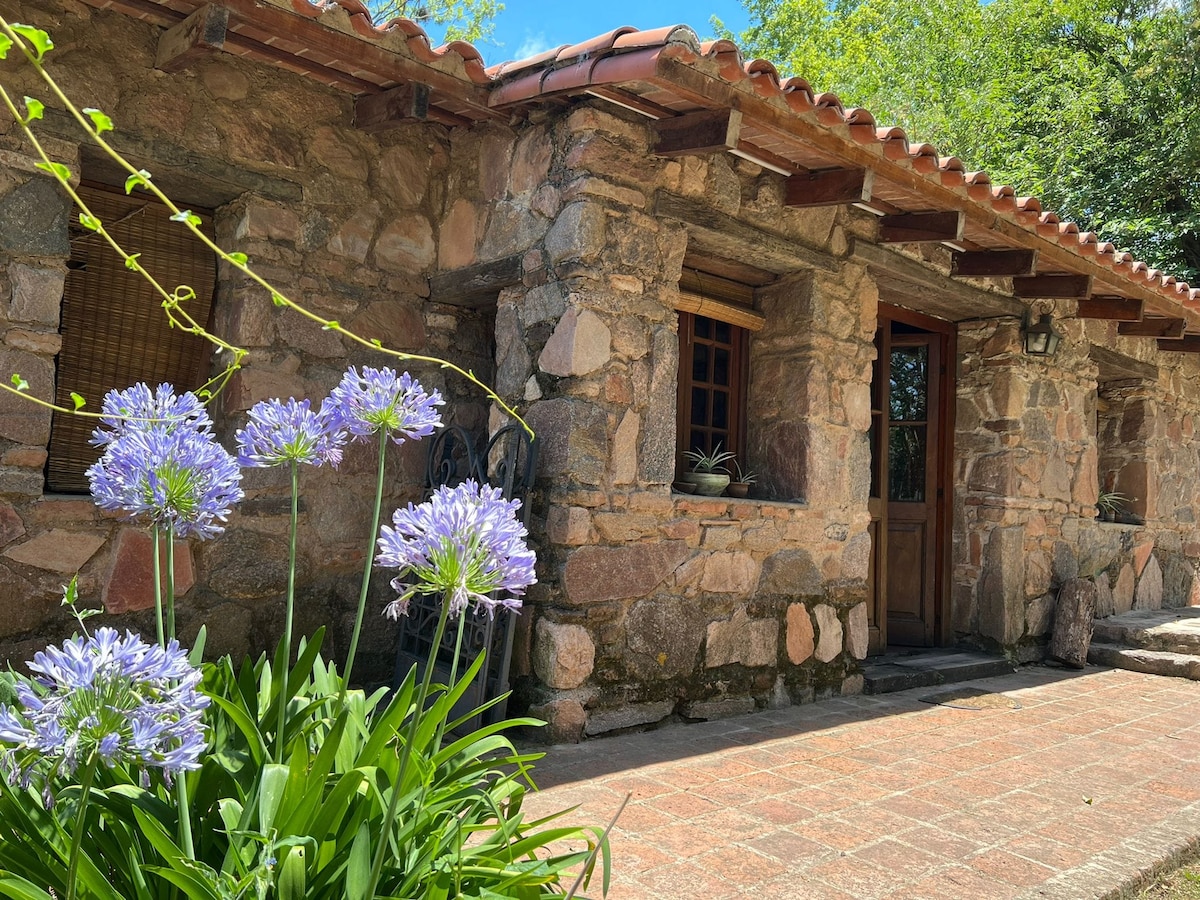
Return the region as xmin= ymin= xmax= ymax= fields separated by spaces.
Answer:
xmin=845 ymin=602 xmax=868 ymax=659
xmin=705 ymin=606 xmax=779 ymax=669
xmin=701 ymin=552 xmax=758 ymax=594
xmin=438 ymin=199 xmax=480 ymax=270
xmin=0 ymin=501 xmax=25 ymax=549
xmin=7 ymin=264 xmax=64 ymax=327
xmin=544 ymin=202 xmax=605 ymax=267
xmin=519 ymin=283 xmax=568 ymax=328
xmin=1162 ymin=554 xmax=1195 ymax=609
xmin=584 ymin=699 xmax=674 ymax=736
xmin=626 ymin=596 xmax=704 ymax=679
xmin=510 ymin=130 xmax=553 ymax=197
xmin=979 ymin=525 xmax=1026 ymax=646
xmin=813 ymin=604 xmax=842 ymax=663
xmin=1048 ymin=578 xmax=1096 ymax=668
xmin=4 ymin=529 xmax=104 ymax=575
xmin=374 ymin=215 xmax=434 ymax=272
xmin=682 ymin=697 xmax=756 ymax=721
xmin=786 ymin=603 xmax=814 ymax=664
xmin=545 ymin=506 xmax=590 ymax=545
xmin=0 ymin=562 xmax=41 ymax=638
xmin=1133 ymin=555 xmax=1163 ymax=611
xmin=102 ymin=529 xmax=194 ymax=614
xmin=538 ymin=308 xmax=611 ymax=377
xmin=760 ymin=548 xmax=822 ymax=597
xmin=528 ymin=698 xmax=586 ymax=744
xmin=204 ymin=529 xmax=291 ymax=600
xmin=1025 ymin=593 xmax=1056 ymax=637
xmin=348 ymin=301 xmax=427 ymax=353
xmin=236 ymin=202 xmax=301 ymax=243
xmin=967 ymin=453 xmax=1015 ymax=496
xmin=1094 ymin=576 xmax=1114 ymax=619
xmin=5 ymin=329 xmax=62 ymax=355
xmin=610 ymin=411 xmax=639 ymax=485
xmin=1113 ymin=564 xmax=1135 ymax=614
xmin=532 ymin=619 xmax=595 ymax=689
xmin=0 ymin=348 xmax=53 ymax=445
xmin=563 ymin=542 xmax=689 ymax=604
xmin=639 ymin=326 xmax=677 ymax=486
xmin=378 ymin=144 xmax=430 ymax=208
xmin=525 ymin=398 xmax=608 ymax=485
xmin=0 ymin=179 xmax=70 ymax=257
xmin=326 ymin=204 xmax=379 ymax=263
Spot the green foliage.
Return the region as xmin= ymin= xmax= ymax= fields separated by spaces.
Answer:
xmin=729 ymin=0 xmax=1200 ymax=279
xmin=364 ymin=0 xmax=504 ymax=43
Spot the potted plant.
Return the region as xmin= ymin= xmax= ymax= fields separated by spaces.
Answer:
xmin=1097 ymin=490 xmax=1129 ymax=522
xmin=726 ymin=460 xmax=758 ymax=498
xmin=680 ymin=444 xmax=736 ymax=496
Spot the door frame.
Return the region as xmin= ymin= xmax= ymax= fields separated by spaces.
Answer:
xmin=868 ymin=303 xmax=957 ymax=652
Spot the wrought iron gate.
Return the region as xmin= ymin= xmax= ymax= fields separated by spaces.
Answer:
xmin=391 ymin=423 xmax=537 ymax=728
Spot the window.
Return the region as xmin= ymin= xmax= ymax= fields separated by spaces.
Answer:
xmin=1091 ymin=347 xmax=1156 ymax=523
xmin=46 ymin=184 xmax=217 ymax=492
xmin=676 ymin=311 xmax=749 ymax=471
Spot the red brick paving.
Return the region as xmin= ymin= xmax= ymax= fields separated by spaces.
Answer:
xmin=523 ymin=667 xmax=1200 ymax=898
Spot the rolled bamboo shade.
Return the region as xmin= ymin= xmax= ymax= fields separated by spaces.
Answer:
xmin=673 ymin=289 xmax=765 ymax=331
xmin=45 ymin=183 xmax=216 ymax=493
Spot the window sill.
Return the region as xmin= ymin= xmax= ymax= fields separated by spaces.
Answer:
xmin=670 ymin=488 xmax=808 ymax=510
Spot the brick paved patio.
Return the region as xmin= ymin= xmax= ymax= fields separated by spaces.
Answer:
xmin=524 ymin=666 xmax=1200 ymax=899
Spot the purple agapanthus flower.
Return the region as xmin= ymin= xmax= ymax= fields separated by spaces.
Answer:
xmin=90 ymin=382 xmax=212 ymax=446
xmin=376 ymin=479 xmax=536 ymax=620
xmin=0 ymin=628 xmax=209 ymax=796
xmin=236 ymin=398 xmax=346 ymax=468
xmin=325 ymin=367 xmax=443 ymax=446
xmin=87 ymin=424 xmax=243 ymax=540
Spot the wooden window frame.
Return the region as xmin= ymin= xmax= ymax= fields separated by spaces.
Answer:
xmin=676 ymin=310 xmax=750 ymax=477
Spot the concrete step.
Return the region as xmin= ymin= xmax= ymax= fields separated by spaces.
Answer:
xmin=1092 ymin=608 xmax=1200 ymax=655
xmin=1088 ymin=641 xmax=1200 ymax=680
xmin=861 ymin=650 xmax=1015 ymax=695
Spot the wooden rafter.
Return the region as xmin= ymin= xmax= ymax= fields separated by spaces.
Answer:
xmin=784 ymin=169 xmax=873 ymax=209
xmin=1077 ymin=297 xmax=1143 ymax=321
xmin=1157 ymin=336 xmax=1200 ymax=353
xmin=654 ymin=109 xmax=742 ymax=157
xmin=949 ymin=249 xmax=1037 ymax=278
xmin=155 ymin=4 xmax=228 ymax=72
xmin=1011 ymin=274 xmax=1092 ymax=299
xmin=878 ymin=211 xmax=964 ymax=244
xmin=1118 ymin=318 xmax=1186 ymax=338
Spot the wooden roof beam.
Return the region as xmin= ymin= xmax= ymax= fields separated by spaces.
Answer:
xmin=1077 ymin=297 xmax=1143 ymax=321
xmin=356 ymin=83 xmax=434 ymax=132
xmin=950 ymin=249 xmax=1037 ymax=278
xmin=1012 ymin=274 xmax=1092 ymax=299
xmin=155 ymin=4 xmax=228 ymax=72
xmin=654 ymin=109 xmax=742 ymax=157
xmin=785 ymin=168 xmax=873 ymax=209
xmin=1157 ymin=336 xmax=1200 ymax=353
xmin=878 ymin=211 xmax=964 ymax=244
xmin=1118 ymin=318 xmax=1186 ymax=338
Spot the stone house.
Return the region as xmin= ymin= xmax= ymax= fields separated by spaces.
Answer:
xmin=1 ymin=0 xmax=1199 ymax=741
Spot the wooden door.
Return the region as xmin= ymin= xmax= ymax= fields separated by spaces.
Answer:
xmin=867 ymin=307 xmax=953 ymax=651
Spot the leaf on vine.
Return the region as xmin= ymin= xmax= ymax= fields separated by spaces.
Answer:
xmin=124 ymin=253 xmax=141 ymax=271
xmin=124 ymin=169 xmax=151 ymax=194
xmin=271 ymin=292 xmax=286 ymax=307
xmin=60 ymin=575 xmax=78 ymax=607
xmin=78 ymin=213 xmax=100 ymax=232
xmin=370 ymin=339 xmax=382 ymax=348
xmin=10 ymin=374 xmax=28 ymax=392
xmin=12 ymin=24 xmax=53 ymax=60
xmin=22 ymin=96 xmax=43 ymax=123
xmin=228 ymin=252 xmax=248 ymax=266
xmin=34 ymin=160 xmax=71 ymax=181
xmin=197 ymin=389 xmax=212 ymax=400
xmin=81 ymin=107 xmax=113 ymax=135
xmin=70 ymin=392 xmax=86 ymax=411
xmin=321 ymin=321 xmax=339 ymax=331
xmin=0 ymin=34 xmax=12 ymax=59
xmin=169 ymin=209 xmax=202 ymax=227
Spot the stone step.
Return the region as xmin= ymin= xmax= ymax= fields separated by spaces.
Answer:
xmin=861 ymin=651 xmax=1015 ymax=695
xmin=1093 ymin=610 xmax=1200 ymax=655
xmin=1087 ymin=642 xmax=1200 ymax=681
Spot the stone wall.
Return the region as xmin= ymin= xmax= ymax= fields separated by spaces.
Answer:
xmin=954 ymin=316 xmax=1200 ymax=661
xmin=0 ymin=0 xmax=497 ymax=681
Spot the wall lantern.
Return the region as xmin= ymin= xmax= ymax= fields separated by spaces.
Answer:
xmin=1023 ymin=312 xmax=1062 ymax=356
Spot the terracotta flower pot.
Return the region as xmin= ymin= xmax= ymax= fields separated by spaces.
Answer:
xmin=726 ymin=482 xmax=750 ymax=498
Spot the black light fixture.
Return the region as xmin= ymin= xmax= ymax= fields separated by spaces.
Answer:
xmin=1023 ymin=312 xmax=1062 ymax=356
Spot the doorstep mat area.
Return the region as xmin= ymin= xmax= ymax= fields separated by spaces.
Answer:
xmin=919 ymin=686 xmax=1023 ymax=710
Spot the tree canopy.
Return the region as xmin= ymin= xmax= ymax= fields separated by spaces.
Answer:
xmin=722 ymin=0 xmax=1200 ymax=279
xmin=365 ymin=0 xmax=502 ymax=44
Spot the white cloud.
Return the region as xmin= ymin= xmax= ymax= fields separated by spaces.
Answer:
xmin=515 ymin=32 xmax=553 ymax=59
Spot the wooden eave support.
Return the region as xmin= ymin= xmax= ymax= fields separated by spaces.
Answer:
xmin=355 ymin=84 xmax=432 ymax=132
xmin=1118 ymin=317 xmax=1186 ymax=338
xmin=878 ymin=211 xmax=964 ymax=244
xmin=654 ymin=109 xmax=742 ymax=157
xmin=1157 ymin=336 xmax=1200 ymax=353
xmin=1077 ymin=297 xmax=1143 ymax=321
xmin=649 ymin=56 xmax=1200 ymax=331
xmin=1011 ymin=274 xmax=1092 ymax=299
xmin=429 ymin=254 xmax=524 ymax=308
xmin=155 ymin=4 xmax=228 ymax=72
xmin=949 ymin=249 xmax=1037 ymax=278
xmin=654 ymin=191 xmax=836 ymax=274
xmin=784 ymin=169 xmax=873 ymax=209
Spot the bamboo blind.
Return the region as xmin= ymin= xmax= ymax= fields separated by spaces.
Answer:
xmin=45 ymin=184 xmax=217 ymax=493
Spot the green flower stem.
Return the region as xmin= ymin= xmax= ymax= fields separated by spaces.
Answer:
xmin=151 ymin=526 xmax=165 ymax=648
xmin=343 ymin=429 xmax=388 ymax=687
xmin=176 ymin=775 xmax=195 ymax=861
xmin=65 ymin=757 xmax=96 ymax=900
xmin=165 ymin=523 xmax=176 ymax=643
xmin=433 ymin=614 xmax=469 ymax=755
xmin=276 ymin=460 xmax=300 ymax=764
xmin=366 ymin=596 xmax=451 ymax=899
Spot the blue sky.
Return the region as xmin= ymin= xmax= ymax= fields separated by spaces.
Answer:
xmin=478 ymin=2 xmax=752 ymax=66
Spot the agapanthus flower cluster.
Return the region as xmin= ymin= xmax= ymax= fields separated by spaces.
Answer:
xmin=86 ymin=382 xmax=243 ymax=540
xmin=90 ymin=382 xmax=212 ymax=446
xmin=236 ymin=397 xmax=347 ymax=468
xmin=0 ymin=628 xmax=209 ymax=798
xmin=376 ymin=479 xmax=536 ymax=620
xmin=326 ymin=366 xmax=444 ymax=445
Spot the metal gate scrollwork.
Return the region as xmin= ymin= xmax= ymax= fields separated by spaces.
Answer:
xmin=391 ymin=423 xmax=537 ymax=729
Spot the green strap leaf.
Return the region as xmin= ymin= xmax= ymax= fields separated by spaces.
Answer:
xmin=81 ymin=107 xmax=113 ymax=134
xmin=228 ymin=252 xmax=247 ymax=266
xmin=345 ymin=821 xmax=371 ymax=900
xmin=21 ymin=97 xmax=43 ymax=123
xmin=124 ymin=169 xmax=151 ymax=194
xmin=11 ymin=25 xmax=53 ymax=60
xmin=34 ymin=161 xmax=70 ymax=181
